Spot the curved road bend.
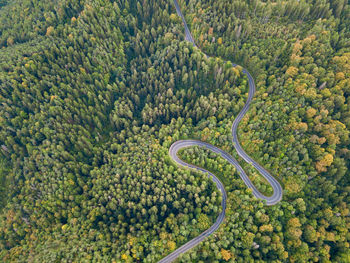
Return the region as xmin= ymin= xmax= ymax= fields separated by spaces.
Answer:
xmin=158 ymin=1 xmax=283 ymax=262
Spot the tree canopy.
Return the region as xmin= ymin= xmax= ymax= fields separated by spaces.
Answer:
xmin=0 ymin=0 xmax=349 ymax=262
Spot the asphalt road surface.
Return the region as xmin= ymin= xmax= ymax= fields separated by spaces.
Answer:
xmin=158 ymin=1 xmax=283 ymax=262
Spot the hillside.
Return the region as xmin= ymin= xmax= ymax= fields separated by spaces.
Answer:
xmin=0 ymin=0 xmax=349 ymax=262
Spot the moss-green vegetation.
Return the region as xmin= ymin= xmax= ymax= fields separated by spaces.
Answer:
xmin=0 ymin=0 xmax=349 ymax=262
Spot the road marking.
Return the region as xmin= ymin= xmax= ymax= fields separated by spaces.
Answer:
xmin=160 ymin=1 xmax=283 ymax=262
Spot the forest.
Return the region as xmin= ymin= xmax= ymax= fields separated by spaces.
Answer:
xmin=0 ymin=0 xmax=349 ymax=262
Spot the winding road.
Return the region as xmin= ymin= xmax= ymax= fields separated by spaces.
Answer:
xmin=158 ymin=1 xmax=283 ymax=262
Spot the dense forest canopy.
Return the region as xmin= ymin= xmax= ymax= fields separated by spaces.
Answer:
xmin=0 ymin=0 xmax=349 ymax=262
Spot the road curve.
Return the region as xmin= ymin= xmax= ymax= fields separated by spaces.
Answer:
xmin=158 ymin=1 xmax=283 ymax=262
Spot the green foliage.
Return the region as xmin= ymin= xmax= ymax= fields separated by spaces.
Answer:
xmin=176 ymin=0 xmax=350 ymax=261
xmin=0 ymin=0 xmax=349 ymax=262
xmin=0 ymin=159 xmax=10 ymax=211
